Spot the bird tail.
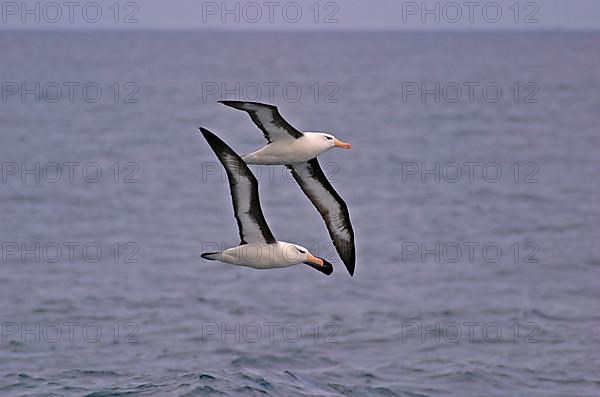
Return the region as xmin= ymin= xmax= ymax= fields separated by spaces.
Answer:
xmin=201 ymin=252 xmax=219 ymax=261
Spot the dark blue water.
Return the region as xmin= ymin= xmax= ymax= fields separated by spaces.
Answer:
xmin=1 ymin=31 xmax=599 ymax=396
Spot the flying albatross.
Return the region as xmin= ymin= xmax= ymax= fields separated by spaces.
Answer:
xmin=219 ymin=100 xmax=356 ymax=276
xmin=199 ymin=127 xmax=334 ymax=276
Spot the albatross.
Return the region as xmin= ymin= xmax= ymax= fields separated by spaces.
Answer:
xmin=219 ymin=100 xmax=356 ymax=276
xmin=199 ymin=127 xmax=334 ymax=276
xmin=220 ymin=100 xmax=352 ymax=164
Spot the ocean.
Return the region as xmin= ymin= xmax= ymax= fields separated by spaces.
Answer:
xmin=0 ymin=31 xmax=599 ymax=396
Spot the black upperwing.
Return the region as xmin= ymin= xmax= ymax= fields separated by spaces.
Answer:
xmin=287 ymin=159 xmax=356 ymax=276
xmin=200 ymin=127 xmax=277 ymax=245
xmin=219 ymin=101 xmax=304 ymax=143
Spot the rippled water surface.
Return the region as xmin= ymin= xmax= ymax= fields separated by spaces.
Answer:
xmin=1 ymin=32 xmax=599 ymax=396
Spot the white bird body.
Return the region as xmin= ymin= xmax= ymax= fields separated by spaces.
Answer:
xmin=204 ymin=242 xmax=315 ymax=269
xmin=243 ymin=132 xmax=339 ymax=165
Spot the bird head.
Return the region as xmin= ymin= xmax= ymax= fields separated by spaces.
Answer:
xmin=289 ymin=244 xmax=334 ymax=275
xmin=319 ymin=133 xmax=352 ymax=150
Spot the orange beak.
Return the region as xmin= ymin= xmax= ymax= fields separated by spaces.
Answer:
xmin=334 ymin=139 xmax=352 ymax=149
xmin=306 ymin=254 xmax=324 ymax=267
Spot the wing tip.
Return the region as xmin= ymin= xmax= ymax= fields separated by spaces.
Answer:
xmin=341 ymin=247 xmax=356 ymax=276
xmin=219 ymin=100 xmax=246 ymax=109
xmin=198 ymin=126 xmax=212 ymax=137
xmin=198 ymin=127 xmax=240 ymax=163
xmin=198 ymin=127 xmax=222 ymax=148
xmin=218 ymin=100 xmax=239 ymax=106
xmin=219 ymin=100 xmax=275 ymax=109
xmin=345 ymin=260 xmax=355 ymax=277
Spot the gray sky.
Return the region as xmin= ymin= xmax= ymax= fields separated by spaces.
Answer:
xmin=1 ymin=0 xmax=599 ymax=30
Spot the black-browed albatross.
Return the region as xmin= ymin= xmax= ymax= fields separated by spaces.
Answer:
xmin=219 ymin=101 xmax=356 ymax=276
xmin=199 ymin=127 xmax=334 ymax=276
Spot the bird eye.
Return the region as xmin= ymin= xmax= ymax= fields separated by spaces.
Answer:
xmin=326 ymin=136 xmax=333 ymax=140
xmin=296 ymin=248 xmax=306 ymax=254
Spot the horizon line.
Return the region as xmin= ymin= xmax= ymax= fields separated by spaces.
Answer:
xmin=1 ymin=27 xmax=599 ymax=33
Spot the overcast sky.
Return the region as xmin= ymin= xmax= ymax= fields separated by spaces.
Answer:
xmin=1 ymin=0 xmax=599 ymax=30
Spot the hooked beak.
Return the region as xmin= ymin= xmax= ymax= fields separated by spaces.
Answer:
xmin=334 ymin=139 xmax=352 ymax=149
xmin=305 ymin=254 xmax=334 ymax=276
xmin=306 ymin=254 xmax=324 ymax=266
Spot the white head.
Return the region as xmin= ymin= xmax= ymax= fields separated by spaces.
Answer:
xmin=307 ymin=132 xmax=352 ymax=153
xmin=282 ymin=242 xmax=334 ymax=275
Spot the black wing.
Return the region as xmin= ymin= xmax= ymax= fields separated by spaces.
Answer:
xmin=200 ymin=128 xmax=277 ymax=245
xmin=287 ymin=159 xmax=356 ymax=276
xmin=219 ymin=101 xmax=303 ymax=143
